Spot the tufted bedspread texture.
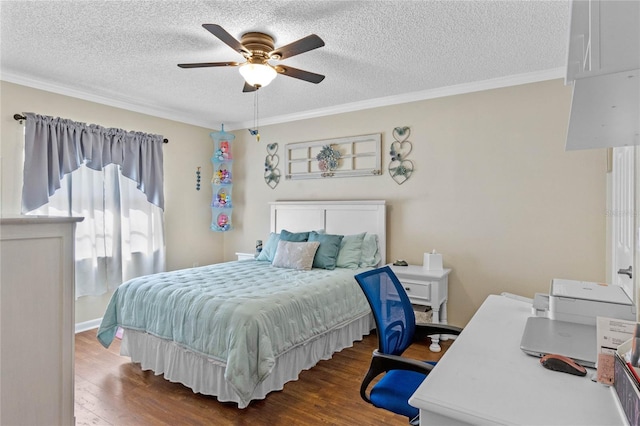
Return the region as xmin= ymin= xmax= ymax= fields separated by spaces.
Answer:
xmin=97 ymin=260 xmax=370 ymax=405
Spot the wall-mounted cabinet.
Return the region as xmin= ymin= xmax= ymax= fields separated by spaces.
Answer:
xmin=566 ymin=68 xmax=639 ymax=150
xmin=565 ymin=0 xmax=639 ymax=150
xmin=566 ymin=0 xmax=639 ymax=82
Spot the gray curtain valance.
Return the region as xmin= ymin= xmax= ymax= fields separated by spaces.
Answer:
xmin=21 ymin=112 xmax=165 ymax=212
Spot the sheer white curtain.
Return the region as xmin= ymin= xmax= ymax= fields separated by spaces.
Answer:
xmin=21 ymin=113 xmax=165 ymax=297
xmin=31 ymin=164 xmax=165 ymax=297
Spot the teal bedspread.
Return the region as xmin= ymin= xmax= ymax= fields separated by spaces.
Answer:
xmin=97 ymin=261 xmax=370 ymax=405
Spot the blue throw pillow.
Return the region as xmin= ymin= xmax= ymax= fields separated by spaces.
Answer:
xmin=256 ymin=232 xmax=279 ymax=262
xmin=308 ymin=231 xmax=344 ymax=270
xmin=280 ymin=229 xmax=309 ymax=242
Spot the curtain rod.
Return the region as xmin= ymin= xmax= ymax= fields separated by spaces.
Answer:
xmin=13 ymin=114 xmax=169 ymax=144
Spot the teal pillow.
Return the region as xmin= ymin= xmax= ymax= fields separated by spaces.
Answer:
xmin=336 ymin=232 xmax=366 ymax=269
xmin=308 ymin=231 xmax=343 ymax=270
xmin=256 ymin=232 xmax=280 ymax=262
xmin=280 ymin=229 xmax=309 ymax=242
xmin=359 ymin=233 xmax=381 ymax=267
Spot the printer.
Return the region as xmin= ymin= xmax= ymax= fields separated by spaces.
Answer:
xmin=543 ymin=278 xmax=636 ymax=325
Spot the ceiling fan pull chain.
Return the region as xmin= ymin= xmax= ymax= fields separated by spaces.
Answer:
xmin=247 ymin=90 xmax=260 ymax=141
xmin=254 ymin=90 xmax=260 ymax=142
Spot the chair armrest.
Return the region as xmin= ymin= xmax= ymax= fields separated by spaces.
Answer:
xmin=360 ymin=350 xmax=435 ymax=404
xmin=414 ymin=323 xmax=463 ymax=342
xmin=371 ymin=350 xmax=436 ymax=374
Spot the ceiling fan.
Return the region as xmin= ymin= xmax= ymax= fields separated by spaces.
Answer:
xmin=178 ymin=24 xmax=325 ymax=92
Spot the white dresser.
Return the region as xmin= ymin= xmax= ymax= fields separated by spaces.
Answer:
xmin=1 ymin=216 xmax=81 ymax=426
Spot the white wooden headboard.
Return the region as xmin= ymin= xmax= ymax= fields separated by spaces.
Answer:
xmin=269 ymin=200 xmax=387 ymax=265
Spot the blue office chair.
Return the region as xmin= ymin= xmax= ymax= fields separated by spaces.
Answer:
xmin=354 ymin=266 xmax=463 ymax=424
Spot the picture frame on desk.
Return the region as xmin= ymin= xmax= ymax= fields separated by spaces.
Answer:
xmin=613 ymin=352 xmax=640 ymax=425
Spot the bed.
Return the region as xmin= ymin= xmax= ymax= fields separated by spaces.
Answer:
xmin=97 ymin=200 xmax=386 ymax=408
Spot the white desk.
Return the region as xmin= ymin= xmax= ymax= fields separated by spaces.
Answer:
xmin=409 ymin=294 xmax=627 ymax=425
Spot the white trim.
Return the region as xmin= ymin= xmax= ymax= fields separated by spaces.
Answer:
xmin=1 ymin=72 xmax=207 ymax=128
xmin=75 ymin=318 xmax=102 ymax=334
xmin=235 ymin=68 xmax=565 ymax=130
xmin=2 ymin=67 xmax=564 ymax=131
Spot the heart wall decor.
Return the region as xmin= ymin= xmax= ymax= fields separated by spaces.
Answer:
xmin=264 ymin=143 xmax=280 ymax=189
xmin=389 ymin=126 xmax=414 ymax=185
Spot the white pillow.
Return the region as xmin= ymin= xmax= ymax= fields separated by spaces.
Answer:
xmin=272 ymin=240 xmax=320 ymax=271
xmin=359 ymin=233 xmax=381 ymax=268
xmin=336 ymin=232 xmax=366 ymax=269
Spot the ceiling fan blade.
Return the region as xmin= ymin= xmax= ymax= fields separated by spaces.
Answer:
xmin=269 ymin=34 xmax=324 ymax=60
xmin=202 ymin=24 xmax=251 ymax=56
xmin=275 ymin=65 xmax=325 ymax=84
xmin=178 ymin=61 xmax=239 ymax=68
xmin=242 ymin=82 xmax=258 ymax=93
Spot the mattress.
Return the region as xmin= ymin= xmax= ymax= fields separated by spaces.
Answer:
xmin=97 ymin=260 xmax=371 ymax=406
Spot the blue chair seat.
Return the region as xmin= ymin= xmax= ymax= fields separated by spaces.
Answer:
xmin=370 ymin=363 xmax=435 ymax=419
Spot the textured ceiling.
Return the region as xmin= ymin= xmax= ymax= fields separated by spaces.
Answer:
xmin=0 ymin=0 xmax=570 ymax=130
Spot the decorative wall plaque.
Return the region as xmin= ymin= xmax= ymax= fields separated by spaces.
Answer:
xmin=388 ymin=126 xmax=413 ymax=185
xmin=284 ymin=133 xmax=381 ymax=180
xmin=264 ymin=143 xmax=280 ymax=189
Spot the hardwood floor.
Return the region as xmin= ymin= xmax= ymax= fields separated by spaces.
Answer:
xmin=75 ymin=330 xmax=450 ymax=425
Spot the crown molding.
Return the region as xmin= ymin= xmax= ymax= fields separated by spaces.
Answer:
xmin=1 ymin=72 xmax=212 ymax=128
xmin=228 ymin=67 xmax=566 ymax=130
xmin=2 ymin=67 xmax=564 ymax=131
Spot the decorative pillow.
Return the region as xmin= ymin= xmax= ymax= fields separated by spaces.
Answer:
xmin=359 ymin=233 xmax=381 ymax=268
xmin=336 ymin=232 xmax=366 ymax=269
xmin=279 ymin=229 xmax=309 ymax=242
xmin=308 ymin=231 xmax=344 ymax=270
xmin=256 ymin=232 xmax=279 ymax=262
xmin=272 ymin=240 xmax=320 ymax=271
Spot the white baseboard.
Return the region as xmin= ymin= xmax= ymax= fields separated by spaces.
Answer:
xmin=75 ymin=318 xmax=102 ymax=334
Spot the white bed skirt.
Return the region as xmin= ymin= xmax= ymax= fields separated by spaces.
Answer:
xmin=120 ymin=313 xmax=373 ymax=408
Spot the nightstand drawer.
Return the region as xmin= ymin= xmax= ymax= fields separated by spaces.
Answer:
xmin=402 ymin=279 xmax=431 ymax=301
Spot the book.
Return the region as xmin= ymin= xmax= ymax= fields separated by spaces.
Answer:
xmin=596 ymin=317 xmax=640 ymax=385
xmin=613 ymin=351 xmax=640 ymax=425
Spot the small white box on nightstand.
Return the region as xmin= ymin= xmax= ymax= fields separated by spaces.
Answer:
xmin=423 ymin=251 xmax=443 ymax=270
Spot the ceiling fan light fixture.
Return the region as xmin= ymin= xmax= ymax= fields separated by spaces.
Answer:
xmin=239 ymin=63 xmax=277 ymax=88
xmin=179 ymin=25 xmax=325 ymax=92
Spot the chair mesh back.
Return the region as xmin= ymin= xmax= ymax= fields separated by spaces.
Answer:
xmin=355 ymin=266 xmax=416 ymax=356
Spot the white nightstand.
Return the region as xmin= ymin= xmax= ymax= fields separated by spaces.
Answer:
xmin=236 ymin=252 xmax=255 ymax=261
xmin=388 ymin=264 xmax=451 ymax=352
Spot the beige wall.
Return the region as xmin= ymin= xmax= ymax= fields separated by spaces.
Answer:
xmin=1 ymin=78 xmax=608 ymax=327
xmin=0 ymin=81 xmax=223 ymax=323
xmin=227 ymin=79 xmax=607 ymax=326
